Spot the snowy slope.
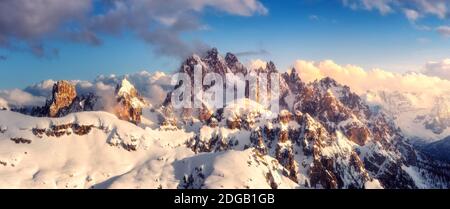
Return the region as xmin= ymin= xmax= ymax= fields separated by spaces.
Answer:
xmin=0 ymin=110 xmax=294 ymax=189
xmin=363 ymin=91 xmax=450 ymax=143
xmin=2 ymin=48 xmax=450 ymax=189
xmin=423 ymin=136 xmax=450 ymax=162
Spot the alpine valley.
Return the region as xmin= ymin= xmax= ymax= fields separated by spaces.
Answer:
xmin=1 ymin=48 xmax=450 ymax=189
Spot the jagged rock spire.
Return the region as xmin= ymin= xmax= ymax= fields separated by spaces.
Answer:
xmin=225 ymin=52 xmax=238 ymax=65
xmin=48 ymin=80 xmax=77 ymax=117
xmin=114 ymin=78 xmax=145 ymax=124
xmin=205 ymin=47 xmax=219 ymax=59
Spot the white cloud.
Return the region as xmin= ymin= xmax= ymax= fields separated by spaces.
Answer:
xmin=415 ymin=0 xmax=447 ymax=19
xmin=342 ymin=0 xmax=394 ymax=15
xmin=94 ymin=71 xmax=173 ymax=106
xmin=0 ymin=71 xmax=173 ymax=109
xmin=0 ymin=0 xmax=93 ymax=56
xmin=423 ymin=59 xmax=450 ymax=80
xmin=437 ymin=26 xmax=450 ymax=37
xmin=0 ymin=0 xmax=267 ymax=58
xmin=194 ymin=0 xmax=268 ymax=16
xmin=24 ymin=79 xmax=56 ymax=97
xmin=417 ymin=37 xmax=431 ymax=43
xmin=0 ymin=89 xmax=46 ymax=108
xmin=309 ymin=15 xmax=320 ymax=21
xmin=342 ymin=0 xmax=448 ymax=18
xmin=0 ymin=97 xmax=8 ymax=109
xmin=341 ymin=0 xmax=449 ymax=35
xmin=403 ymin=8 xmax=433 ymax=31
xmin=404 ymin=9 xmax=420 ymax=22
xmin=292 ymin=59 xmax=450 ymax=97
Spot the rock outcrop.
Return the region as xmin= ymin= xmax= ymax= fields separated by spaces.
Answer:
xmin=19 ymin=80 xmax=98 ymax=117
xmin=162 ymin=48 xmax=450 ymax=189
xmin=114 ymin=78 xmax=145 ymax=124
xmin=13 ymin=78 xmax=146 ymax=125
xmin=48 ymin=81 xmax=77 ymax=117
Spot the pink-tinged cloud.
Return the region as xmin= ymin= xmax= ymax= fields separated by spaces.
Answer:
xmin=437 ymin=26 xmax=450 ymax=37
xmin=424 ymin=59 xmax=450 ymax=80
xmin=0 ymin=0 xmax=267 ymax=58
xmin=292 ymin=59 xmax=450 ymax=97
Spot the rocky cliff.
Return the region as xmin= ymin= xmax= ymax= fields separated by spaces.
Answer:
xmin=114 ymin=78 xmax=145 ymax=124
xmin=160 ymin=48 xmax=450 ymax=189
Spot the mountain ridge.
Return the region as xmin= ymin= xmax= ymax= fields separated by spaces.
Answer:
xmin=1 ymin=48 xmax=450 ymax=188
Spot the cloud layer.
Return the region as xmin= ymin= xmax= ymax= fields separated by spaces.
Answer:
xmin=423 ymin=59 xmax=450 ymax=80
xmin=437 ymin=26 xmax=450 ymax=37
xmin=293 ymin=59 xmax=450 ymax=97
xmin=342 ymin=0 xmax=448 ymax=18
xmin=0 ymin=0 xmax=267 ymax=58
xmin=0 ymin=71 xmax=172 ymax=110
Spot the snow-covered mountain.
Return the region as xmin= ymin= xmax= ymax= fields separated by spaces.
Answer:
xmin=362 ymin=90 xmax=450 ymax=162
xmin=364 ymin=91 xmax=450 ymax=142
xmin=1 ymin=48 xmax=450 ymax=189
xmin=0 ymin=109 xmax=302 ymax=189
xmin=423 ymin=136 xmax=450 ymax=163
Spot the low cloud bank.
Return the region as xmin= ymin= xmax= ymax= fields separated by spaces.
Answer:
xmin=293 ymin=59 xmax=450 ymax=96
xmin=0 ymin=71 xmax=172 ymax=109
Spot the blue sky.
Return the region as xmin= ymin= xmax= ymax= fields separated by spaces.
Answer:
xmin=0 ymin=0 xmax=449 ymax=89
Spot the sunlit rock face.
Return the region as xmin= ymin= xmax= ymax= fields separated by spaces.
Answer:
xmin=11 ymin=80 xmax=98 ymax=118
xmin=160 ymin=48 xmax=450 ymax=189
xmin=48 ymin=81 xmax=77 ymax=117
xmin=45 ymin=81 xmax=96 ymax=118
xmin=114 ymin=78 xmax=145 ymax=124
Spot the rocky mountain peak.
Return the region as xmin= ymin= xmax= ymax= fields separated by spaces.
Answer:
xmin=12 ymin=80 xmax=99 ymax=118
xmin=317 ymin=77 xmax=339 ymax=89
xmin=204 ymin=48 xmax=228 ymax=76
xmin=250 ymin=61 xmax=278 ymax=75
xmin=179 ymin=48 xmax=225 ymax=77
xmin=289 ymin=68 xmax=300 ymax=80
xmin=179 ymin=48 xmax=250 ymax=77
xmin=157 ymin=50 xmax=450 ymax=189
xmin=114 ymin=78 xmax=145 ymax=124
xmin=48 ymin=80 xmax=77 ymax=117
xmin=266 ymin=61 xmax=277 ymax=73
xmin=225 ymin=52 xmax=238 ymax=65
xmin=281 ymin=68 xmax=304 ymax=96
xmin=225 ymin=52 xmax=247 ymax=74
xmin=116 ymin=78 xmax=139 ymax=98
xmin=205 ymin=47 xmax=219 ymax=59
